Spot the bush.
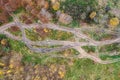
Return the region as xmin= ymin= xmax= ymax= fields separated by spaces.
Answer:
xmin=60 ymin=0 xmax=98 ymax=20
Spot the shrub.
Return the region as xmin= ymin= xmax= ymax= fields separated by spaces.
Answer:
xmin=60 ymin=0 xmax=98 ymax=20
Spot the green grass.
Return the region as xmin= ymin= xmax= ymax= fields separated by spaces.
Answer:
xmin=82 ymin=46 xmax=97 ymax=53
xmin=7 ymin=29 xmax=22 ymax=36
xmin=82 ymin=43 xmax=120 ymax=53
xmin=25 ymin=29 xmax=40 ymax=41
xmin=0 ymin=22 xmax=3 ymax=26
xmin=13 ymin=7 xmax=26 ymax=14
xmin=0 ymin=34 xmax=10 ymax=53
xmin=8 ymin=16 xmax=13 ymax=22
xmin=65 ymin=59 xmax=120 ymax=80
xmin=107 ymin=0 xmax=120 ymax=8
xmin=8 ymin=38 xmax=26 ymax=53
xmin=100 ymin=54 xmax=120 ymax=60
xmin=0 ymin=33 xmax=25 ymax=53
xmin=49 ymin=30 xmax=73 ymax=40
xmin=56 ymin=20 xmax=80 ymax=28
xmin=99 ymin=43 xmax=120 ymax=52
xmin=88 ymin=31 xmax=112 ymax=41
xmin=69 ymin=20 xmax=80 ymax=28
xmin=22 ymin=53 xmax=45 ymax=64
xmin=26 ymin=27 xmax=74 ymax=41
xmin=82 ymin=29 xmax=115 ymax=41
xmin=59 ymin=20 xmax=80 ymax=28
xmin=22 ymin=53 xmax=69 ymax=66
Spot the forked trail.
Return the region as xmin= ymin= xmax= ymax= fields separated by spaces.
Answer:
xmin=0 ymin=15 xmax=120 ymax=64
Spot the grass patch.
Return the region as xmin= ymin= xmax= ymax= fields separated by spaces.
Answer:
xmin=22 ymin=53 xmax=44 ymax=64
xmin=83 ymin=29 xmax=114 ymax=41
xmin=49 ymin=30 xmax=73 ymax=40
xmin=107 ymin=0 xmax=120 ymax=8
xmin=100 ymin=54 xmax=120 ymax=60
xmin=99 ymin=43 xmax=120 ymax=52
xmin=69 ymin=20 xmax=80 ymax=28
xmin=0 ymin=34 xmax=10 ymax=53
xmin=22 ymin=51 xmax=69 ymax=65
xmin=8 ymin=16 xmax=13 ymax=22
xmin=8 ymin=38 xmax=26 ymax=53
xmin=0 ymin=22 xmax=2 ymax=25
xmin=25 ymin=29 xmax=40 ymax=41
xmin=89 ymin=32 xmax=112 ymax=41
xmin=13 ymin=7 xmax=26 ymax=14
xmin=65 ymin=59 xmax=120 ymax=80
xmin=7 ymin=29 xmax=22 ymax=36
xmin=82 ymin=43 xmax=120 ymax=57
xmin=82 ymin=46 xmax=96 ymax=53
